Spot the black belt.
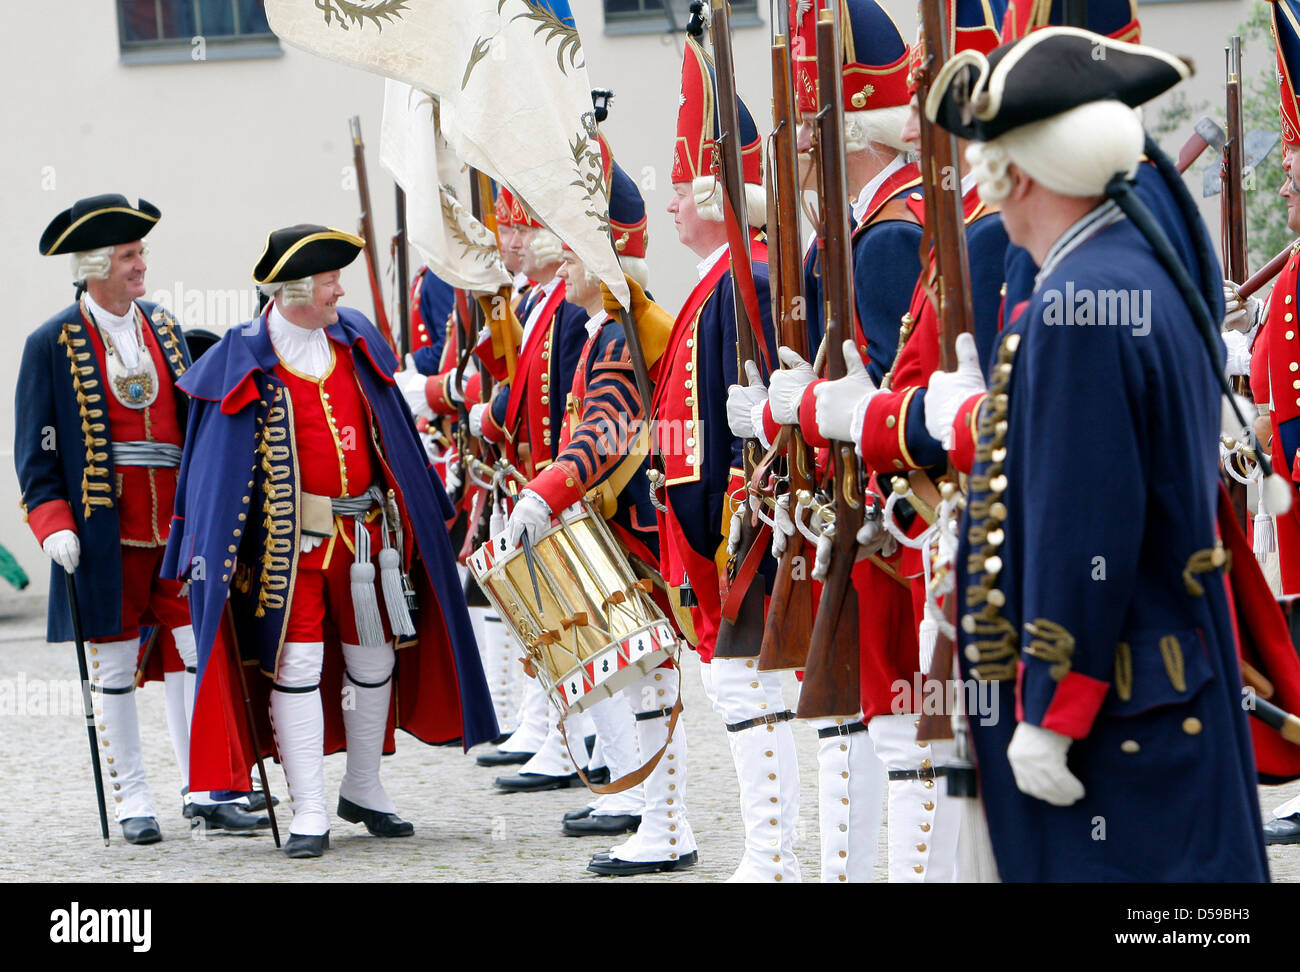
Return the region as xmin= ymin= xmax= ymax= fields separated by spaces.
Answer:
xmin=726 ymin=710 xmax=794 ymax=733
xmin=888 ymin=766 xmax=948 ymax=781
xmin=271 ymin=682 xmax=318 ymax=694
xmin=345 ymin=671 xmax=392 ymax=689
xmin=817 ymin=721 xmax=869 ymax=739
xmin=90 ymin=684 xmax=134 ymax=696
xmin=635 ymin=706 xmax=674 ymax=722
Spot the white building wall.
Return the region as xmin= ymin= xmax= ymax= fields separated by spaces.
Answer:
xmin=0 ymin=0 xmax=1268 ymax=607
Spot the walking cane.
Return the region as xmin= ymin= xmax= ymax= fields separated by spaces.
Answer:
xmin=224 ymin=608 xmax=280 ymax=848
xmin=65 ymin=571 xmax=110 ymax=845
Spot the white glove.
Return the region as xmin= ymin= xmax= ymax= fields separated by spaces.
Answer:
xmin=469 ymin=402 xmax=488 ymax=439
xmin=506 ymin=490 xmax=552 ymax=549
xmin=1222 ymin=281 xmax=1263 ymax=333
xmin=300 ymin=534 xmax=324 ymax=554
xmin=1222 ymin=329 xmax=1252 ymax=378
xmin=727 ymin=360 xmax=768 ymax=440
xmin=768 ymin=346 xmax=816 ymax=425
xmin=1006 ymin=722 xmax=1085 ymax=806
xmin=771 ymin=493 xmax=795 ymax=559
xmin=397 ymin=356 xmax=433 ymax=419
xmin=444 ymin=453 xmax=463 ymax=495
xmin=814 ymin=341 xmax=877 ymax=442
xmin=43 ymin=530 xmax=79 ymax=574
xmin=924 ymin=332 xmax=987 ymax=450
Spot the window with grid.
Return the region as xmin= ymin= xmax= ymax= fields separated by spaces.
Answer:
xmin=117 ymin=0 xmax=281 ymax=63
xmin=604 ymin=0 xmax=760 ymax=34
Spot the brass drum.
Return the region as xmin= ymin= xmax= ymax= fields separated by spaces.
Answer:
xmin=468 ymin=502 xmax=679 ymax=716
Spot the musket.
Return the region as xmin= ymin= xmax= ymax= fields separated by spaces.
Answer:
xmin=913 ymin=0 xmax=977 ymax=743
xmin=66 ymin=572 xmax=110 ymax=845
xmin=1241 ymin=240 xmax=1297 ymax=299
xmin=758 ymin=4 xmax=816 ymax=672
xmin=349 ymin=116 xmax=399 ymax=357
xmin=704 ymin=0 xmax=771 ymax=659
xmin=796 ymin=5 xmax=864 ymax=719
xmin=1222 ymin=38 xmax=1249 ymax=289
xmin=394 ymin=186 xmax=411 ymax=357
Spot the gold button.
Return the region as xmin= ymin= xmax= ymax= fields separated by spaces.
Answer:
xmin=841 ymin=771 xmax=849 ymax=779
xmin=750 ymin=680 xmax=759 ymax=688
xmin=1183 ymin=717 xmax=1203 ymax=735
xmin=841 ymin=797 xmax=849 ymax=805
xmin=542 ymin=417 xmax=550 ymax=426
xmin=774 ymin=874 xmax=783 ymax=882
xmin=565 ymin=478 xmax=574 ymax=488
xmin=769 ymin=773 xmax=777 ymax=781
xmin=920 ymin=822 xmax=931 ymax=832
xmin=885 ymin=416 xmax=896 ymax=428
xmin=1121 ymin=739 xmax=1140 ymax=754
xmin=913 ymin=865 xmax=924 ymax=874
xmin=838 ymin=874 xmax=847 ymax=882
xmin=685 ymin=339 xmax=695 ymax=349
xmin=1290 ymin=362 xmax=1298 ymax=373
xmin=851 ymin=90 xmax=867 ymax=108
xmin=917 ymin=843 xmax=927 ymax=852
xmin=892 ymin=459 xmax=904 ymax=469
xmin=923 ymin=779 xmax=935 ymax=789
xmin=765 ymin=751 xmax=774 ymax=757
xmin=684 ymin=380 xmax=693 ymax=390
xmin=541 ymin=395 xmax=549 ymax=404
xmin=228 ymin=544 xmax=237 ymax=553
xmin=770 ymin=818 xmax=778 ymax=826
xmin=920 ymin=759 xmax=931 ymax=770
xmin=840 ymin=743 xmax=847 ymax=752
xmin=923 ymin=800 xmax=934 ymax=811
xmin=1288 ymin=313 xmax=1295 ymax=322
xmin=770 ymin=796 xmax=778 ymax=803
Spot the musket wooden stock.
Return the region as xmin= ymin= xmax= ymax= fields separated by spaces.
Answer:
xmin=394 ymin=186 xmax=411 ymax=357
xmin=349 ymin=116 xmax=398 ymax=357
xmin=1240 ymin=241 xmax=1296 ymax=299
xmin=913 ymin=0 xmax=977 ymax=743
xmin=797 ymin=7 xmax=863 ymax=719
xmin=707 ymin=0 xmax=768 ymax=659
xmin=1222 ymin=38 xmax=1249 ymax=287
xmin=759 ymin=19 xmax=815 ymax=672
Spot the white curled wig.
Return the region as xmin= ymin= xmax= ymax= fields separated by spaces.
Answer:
xmin=966 ymin=100 xmax=1144 ymax=203
xmin=844 ymin=105 xmax=912 ymax=156
xmin=528 ymin=228 xmax=564 ymax=266
xmin=259 ymin=276 xmax=315 ymax=306
xmin=70 ymin=246 xmax=114 ymax=284
xmin=693 ymin=177 xmax=768 ymax=226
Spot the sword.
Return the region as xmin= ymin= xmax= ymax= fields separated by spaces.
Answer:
xmin=65 ymin=572 xmax=110 ymax=846
xmin=223 ymin=606 xmax=281 ymax=848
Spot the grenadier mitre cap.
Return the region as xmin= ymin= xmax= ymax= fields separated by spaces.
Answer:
xmin=497 ymin=186 xmax=544 ymax=230
xmin=252 ymin=224 xmax=365 ymax=285
xmin=1271 ymin=0 xmax=1300 ymax=148
xmin=608 ymin=157 xmax=648 ymax=260
xmin=907 ymin=0 xmax=1007 ymax=96
xmin=672 ymin=34 xmax=763 ymax=185
xmin=999 ymin=0 xmax=1139 ymax=44
xmin=925 ymin=27 xmax=1190 ymax=142
xmin=791 ymin=0 xmax=911 ymax=115
xmin=39 ymin=194 xmax=161 ymax=256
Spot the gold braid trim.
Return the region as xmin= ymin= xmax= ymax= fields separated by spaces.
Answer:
xmin=879 ymin=312 xmax=917 ymax=392
xmin=1023 ymin=618 xmax=1076 ymax=682
xmin=255 ymin=401 xmax=294 ymax=619
xmin=1114 ymin=643 xmax=1133 ymax=701
xmin=1182 ymin=542 xmax=1229 ymax=597
xmin=1159 ymin=635 xmax=1186 ymax=692
xmin=58 ymin=322 xmax=111 ymax=519
xmin=151 ymin=307 xmax=187 ymax=379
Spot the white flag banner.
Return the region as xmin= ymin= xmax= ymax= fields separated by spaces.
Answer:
xmin=265 ymin=0 xmax=629 ymax=306
xmin=379 ymin=80 xmax=509 ymax=292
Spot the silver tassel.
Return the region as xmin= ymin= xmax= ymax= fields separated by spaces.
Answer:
xmin=350 ymin=514 xmax=387 ymax=648
xmin=379 ymin=517 xmax=417 ymax=638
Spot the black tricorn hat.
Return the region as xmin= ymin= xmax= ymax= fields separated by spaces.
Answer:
xmin=252 ymin=224 xmax=365 ymax=285
xmin=39 ymin=194 xmax=161 ymax=256
xmin=924 ymin=27 xmax=1191 ymax=141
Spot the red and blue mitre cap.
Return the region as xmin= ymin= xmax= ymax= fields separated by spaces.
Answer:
xmin=672 ymin=35 xmax=763 ymax=185
xmin=999 ymin=0 xmax=1139 ymax=44
xmin=1271 ymin=0 xmax=1300 ymax=148
xmin=609 ymin=159 xmax=648 ymax=259
xmin=790 ymin=0 xmax=911 ymax=114
xmin=907 ymin=0 xmax=1007 ymax=95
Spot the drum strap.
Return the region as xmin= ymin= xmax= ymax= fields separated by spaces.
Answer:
xmin=559 ymin=689 xmax=684 ymax=796
xmin=720 ymin=522 xmax=773 ymax=623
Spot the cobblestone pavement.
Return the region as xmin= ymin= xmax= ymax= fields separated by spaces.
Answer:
xmin=1 ymin=602 xmax=1298 ymax=883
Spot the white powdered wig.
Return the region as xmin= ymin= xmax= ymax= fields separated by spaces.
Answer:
xmin=693 ymin=177 xmax=768 ymax=226
xmin=967 ymin=100 xmax=1143 ymax=203
xmin=71 ymin=246 xmax=113 ymax=283
xmin=844 ymin=105 xmax=912 ymax=155
xmin=261 ymin=276 xmax=315 ymax=306
xmin=529 ymin=228 xmax=564 ymax=266
xmin=620 ymin=256 xmax=649 ymax=291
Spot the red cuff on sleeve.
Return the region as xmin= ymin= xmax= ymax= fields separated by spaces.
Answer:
xmin=28 ymin=499 xmax=76 ymax=546
xmin=798 ymin=380 xmax=829 ymax=449
xmin=475 ymin=333 xmax=510 ymax=382
xmin=528 ymin=462 xmax=583 ymax=514
xmin=949 ymin=393 xmax=986 ymax=476
xmin=859 ymin=389 xmax=913 ymax=472
xmin=761 ymin=401 xmax=781 ymax=447
xmin=1016 ymin=660 xmax=1111 ymax=740
xmin=481 ymin=410 xmax=508 ymax=444
xmin=425 ymin=375 xmax=454 ymax=416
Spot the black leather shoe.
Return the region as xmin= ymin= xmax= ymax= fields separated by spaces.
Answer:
xmin=189 ymin=802 xmax=271 ymax=832
xmin=563 ymin=814 xmax=641 ymax=837
xmin=1264 ymin=813 xmax=1300 ymax=845
xmin=244 ymin=791 xmax=280 ymax=813
xmin=121 ymin=817 xmax=162 ymax=845
xmin=490 ymin=732 xmax=514 ymax=746
xmin=476 ymin=749 xmax=534 ymax=767
xmin=584 ymin=766 xmax=611 ymax=785
xmin=285 ymin=832 xmax=329 ymax=859
xmin=495 ymin=772 xmax=582 ymax=792
xmin=338 ymin=796 xmax=415 ymax=837
xmin=563 ymin=805 xmax=595 ymax=822
xmin=587 ymin=851 xmax=698 ymax=876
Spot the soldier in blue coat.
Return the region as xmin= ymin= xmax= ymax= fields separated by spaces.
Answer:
xmin=925 ymin=28 xmax=1269 ymax=881
xmin=17 ymin=194 xmax=265 ymax=843
xmin=162 ymin=225 xmax=496 ymax=859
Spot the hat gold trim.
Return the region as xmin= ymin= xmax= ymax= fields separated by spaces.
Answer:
xmin=255 ymin=229 xmax=366 ymax=284
xmin=44 ymin=206 xmax=160 ymax=256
